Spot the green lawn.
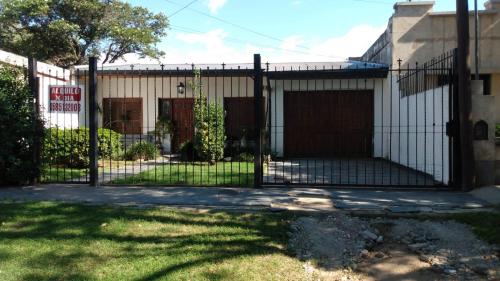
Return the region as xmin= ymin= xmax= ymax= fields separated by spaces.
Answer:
xmin=112 ymin=162 xmax=254 ymax=187
xmin=450 ymin=207 xmax=500 ymax=246
xmin=0 ymin=202 xmax=306 ymax=281
xmin=41 ymin=167 xmax=88 ymax=182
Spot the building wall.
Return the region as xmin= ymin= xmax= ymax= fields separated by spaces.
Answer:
xmin=0 ymin=49 xmax=81 ymax=129
xmin=362 ymin=1 xmax=500 ymax=115
xmin=385 ymin=77 xmax=450 ymax=184
xmin=362 ymin=0 xmax=500 ymax=184
xmin=363 ymin=1 xmax=500 ymax=68
xmin=95 ymin=75 xmax=257 ymax=134
xmin=490 ymin=73 xmax=500 ymax=184
xmin=493 ymin=73 xmax=500 ymax=123
xmin=365 ymin=1 xmax=500 ymax=121
xmin=360 ymin=27 xmax=392 ymax=64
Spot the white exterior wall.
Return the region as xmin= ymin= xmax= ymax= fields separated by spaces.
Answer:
xmin=0 ymin=49 xmax=82 ymax=129
xmin=383 ymin=76 xmax=450 ymax=184
xmin=96 ymin=75 xmax=257 ymax=134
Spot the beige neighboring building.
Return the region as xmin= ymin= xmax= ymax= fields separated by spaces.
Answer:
xmin=361 ymin=0 xmax=500 ymax=185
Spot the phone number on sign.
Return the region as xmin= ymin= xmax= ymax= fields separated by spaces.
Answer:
xmin=50 ymin=102 xmax=81 ymax=112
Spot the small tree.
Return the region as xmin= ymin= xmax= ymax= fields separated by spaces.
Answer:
xmin=0 ymin=65 xmax=43 ymax=185
xmin=191 ymin=70 xmax=225 ymax=163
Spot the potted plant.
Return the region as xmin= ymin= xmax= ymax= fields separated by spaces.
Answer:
xmin=154 ymin=117 xmax=173 ymax=154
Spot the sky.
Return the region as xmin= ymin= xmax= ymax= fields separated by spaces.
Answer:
xmin=119 ymin=0 xmax=487 ymax=64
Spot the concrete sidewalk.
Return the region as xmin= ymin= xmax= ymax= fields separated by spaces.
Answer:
xmin=0 ymin=184 xmax=495 ymax=213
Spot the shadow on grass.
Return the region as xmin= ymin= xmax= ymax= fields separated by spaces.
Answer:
xmin=0 ymin=202 xmax=294 ymax=281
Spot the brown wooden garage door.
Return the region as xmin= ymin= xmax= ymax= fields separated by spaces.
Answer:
xmin=284 ymin=90 xmax=373 ymax=158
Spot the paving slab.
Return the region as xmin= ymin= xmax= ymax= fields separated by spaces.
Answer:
xmin=470 ymin=185 xmax=500 ymax=204
xmin=0 ymin=184 xmax=493 ymax=213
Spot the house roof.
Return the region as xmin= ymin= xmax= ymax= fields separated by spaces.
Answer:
xmin=74 ymin=60 xmax=389 ymax=79
xmin=75 ymin=61 xmax=386 ymax=71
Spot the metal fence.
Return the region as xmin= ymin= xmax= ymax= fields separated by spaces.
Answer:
xmin=28 ymin=59 xmax=91 ymax=184
xmin=36 ymin=51 xmax=459 ymax=188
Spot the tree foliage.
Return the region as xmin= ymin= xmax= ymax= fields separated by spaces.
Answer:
xmin=0 ymin=65 xmax=43 ymax=185
xmin=0 ymin=0 xmax=168 ymax=67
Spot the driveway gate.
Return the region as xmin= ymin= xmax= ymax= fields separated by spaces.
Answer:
xmin=261 ymin=50 xmax=459 ymax=188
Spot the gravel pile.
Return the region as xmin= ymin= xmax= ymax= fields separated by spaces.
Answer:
xmin=289 ymin=214 xmax=499 ymax=281
xmin=391 ymin=219 xmax=500 ymax=279
xmin=288 ymin=213 xmax=379 ymax=269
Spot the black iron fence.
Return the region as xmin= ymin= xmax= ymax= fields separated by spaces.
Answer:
xmin=35 ymin=51 xmax=459 ymax=188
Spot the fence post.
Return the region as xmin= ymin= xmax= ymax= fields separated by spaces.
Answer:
xmin=455 ymin=0 xmax=475 ymax=190
xmin=451 ymin=49 xmax=462 ymax=188
xmin=89 ymin=57 xmax=98 ymax=186
xmin=28 ymin=58 xmax=40 ymax=185
xmin=253 ymin=54 xmax=263 ymax=188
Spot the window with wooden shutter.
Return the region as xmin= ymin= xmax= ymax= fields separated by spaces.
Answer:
xmin=103 ymin=98 xmax=143 ymax=134
xmin=224 ymin=97 xmax=264 ymax=141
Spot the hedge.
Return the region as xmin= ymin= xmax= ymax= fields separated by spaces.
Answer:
xmin=43 ymin=127 xmax=123 ymax=168
xmin=0 ymin=66 xmax=43 ymax=185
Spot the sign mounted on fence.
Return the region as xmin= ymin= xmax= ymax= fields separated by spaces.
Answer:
xmin=49 ymin=85 xmax=82 ymax=113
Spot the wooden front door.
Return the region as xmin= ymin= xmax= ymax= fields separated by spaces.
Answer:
xmin=284 ymin=90 xmax=374 ymax=158
xmin=159 ymin=98 xmax=194 ymax=152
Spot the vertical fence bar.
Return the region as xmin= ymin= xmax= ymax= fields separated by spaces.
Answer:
xmin=253 ymin=54 xmax=263 ymax=188
xmin=449 ymin=50 xmax=457 ymax=186
xmin=89 ymin=57 xmax=99 ymax=186
xmin=28 ymin=58 xmax=40 ymax=184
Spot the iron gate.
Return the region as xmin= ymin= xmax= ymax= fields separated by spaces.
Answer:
xmin=261 ymin=50 xmax=458 ymax=187
xmin=37 ymin=51 xmax=459 ymax=188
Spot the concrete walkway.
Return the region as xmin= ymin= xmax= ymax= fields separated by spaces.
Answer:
xmin=0 ymin=184 xmax=495 ymax=213
xmin=264 ymin=159 xmax=436 ymax=186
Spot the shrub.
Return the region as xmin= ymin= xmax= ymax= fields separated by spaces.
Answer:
xmin=43 ymin=127 xmax=123 ymax=168
xmin=234 ymin=152 xmax=254 ymax=162
xmin=191 ymin=70 xmax=226 ymax=163
xmin=0 ymin=66 xmax=44 ymax=185
xmin=124 ymin=141 xmax=159 ymax=161
xmin=496 ymin=123 xmax=500 ymax=138
xmin=179 ymin=141 xmax=198 ymax=161
xmin=98 ymin=128 xmax=123 ymax=159
xmin=43 ymin=128 xmax=88 ymax=168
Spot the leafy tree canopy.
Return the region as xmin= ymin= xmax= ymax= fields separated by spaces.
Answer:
xmin=0 ymin=0 xmax=168 ymax=67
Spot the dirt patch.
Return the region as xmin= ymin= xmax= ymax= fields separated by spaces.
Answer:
xmin=289 ymin=214 xmax=499 ymax=281
xmin=289 ymin=214 xmax=368 ymax=269
xmin=391 ymin=219 xmax=500 ymax=279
